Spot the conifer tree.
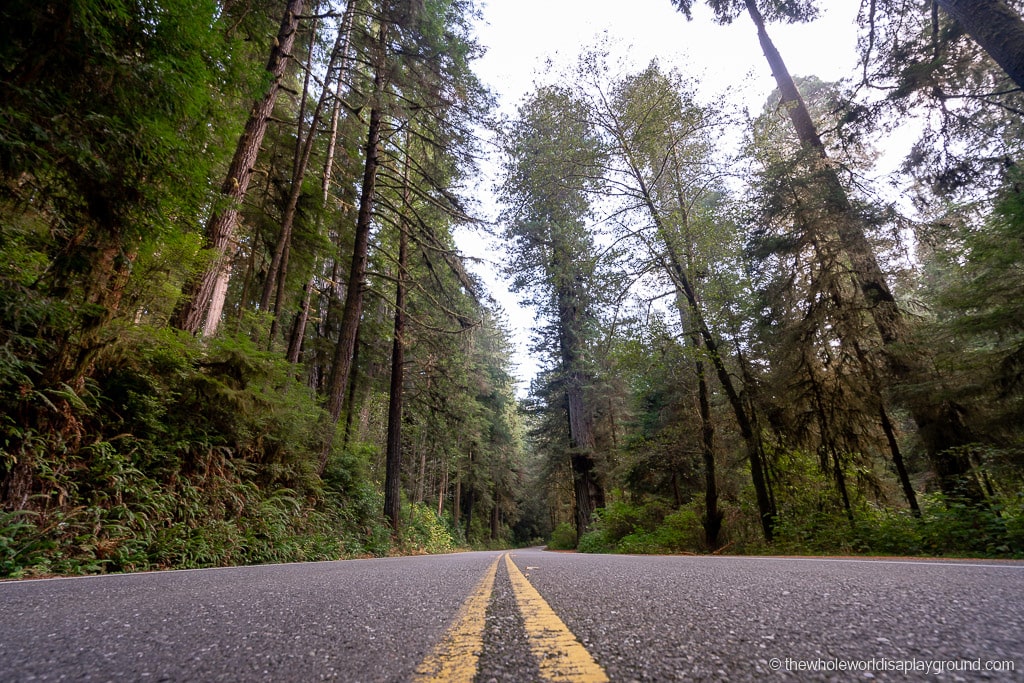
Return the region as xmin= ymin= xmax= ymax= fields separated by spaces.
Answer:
xmin=499 ymin=87 xmax=608 ymax=534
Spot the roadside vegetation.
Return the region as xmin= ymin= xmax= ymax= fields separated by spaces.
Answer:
xmin=517 ymin=2 xmax=1024 ymax=559
xmin=0 ymin=0 xmax=520 ymax=578
xmin=3 ymin=1 xmax=1024 ymax=576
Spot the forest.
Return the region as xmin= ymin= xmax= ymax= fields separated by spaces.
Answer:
xmin=1 ymin=0 xmax=1022 ymax=577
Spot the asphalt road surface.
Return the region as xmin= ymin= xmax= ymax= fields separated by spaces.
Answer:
xmin=1 ymin=549 xmax=1022 ymax=681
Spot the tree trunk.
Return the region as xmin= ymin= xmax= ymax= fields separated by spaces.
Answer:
xmin=286 ymin=279 xmax=314 ymax=364
xmin=743 ymin=0 xmax=981 ymax=501
xmin=677 ymin=264 xmax=775 ymax=541
xmin=288 ymin=1 xmax=360 ymax=361
xmin=384 ymin=150 xmax=410 ymax=532
xmin=319 ymin=21 xmax=387 ymax=473
xmin=437 ymin=462 xmax=448 ymax=517
xmin=341 ymin=329 xmax=363 ymax=450
xmin=172 ymin=0 xmax=304 ymax=335
xmin=849 ymin=337 xmax=921 ymax=516
xmin=261 ymin=18 xmax=349 ymax=340
xmin=598 ymin=86 xmax=775 ymax=539
xmin=491 ymin=491 xmax=501 ymax=540
xmin=453 ymin=476 xmax=461 ymax=526
xmin=49 ymin=231 xmax=137 ymax=389
xmin=743 ymin=0 xmax=900 ymax=338
xmin=558 ymin=298 xmax=604 ymax=534
xmin=463 ymin=485 xmax=474 ymax=540
xmin=672 ymin=182 xmax=722 ymax=548
xmin=322 ymin=0 xmax=358 ymax=202
xmin=462 ymin=450 xmax=474 ymax=539
xmin=695 ymin=345 xmax=722 ymax=548
xmin=676 ymin=286 xmax=721 ymax=546
xmin=416 ymin=440 xmax=427 ymax=504
xmin=935 ymin=0 xmax=1024 ymax=90
xmin=880 ymin=405 xmax=921 ymax=516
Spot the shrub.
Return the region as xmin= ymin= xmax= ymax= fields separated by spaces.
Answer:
xmin=575 ymin=500 xmax=706 ymax=554
xmin=577 ymin=528 xmax=612 ymax=553
xmin=547 ymin=522 xmax=577 ymax=550
xmin=401 ymin=503 xmax=457 ymax=555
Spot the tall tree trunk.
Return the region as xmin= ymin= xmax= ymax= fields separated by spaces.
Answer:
xmin=172 ymin=0 xmax=304 ymax=335
xmin=286 ymin=279 xmax=314 ymax=364
xmin=384 ymin=147 xmax=411 ymax=532
xmin=463 ymin=455 xmax=475 ymax=541
xmin=935 ymin=0 xmax=1024 ymax=90
xmin=437 ymin=462 xmax=448 ymax=517
xmin=558 ymin=294 xmax=604 ymax=535
xmin=341 ymin=329 xmax=363 ymax=449
xmin=695 ymin=340 xmax=722 ymax=548
xmin=416 ymin=440 xmax=427 ymax=504
xmin=670 ymin=253 xmax=775 ymax=541
xmin=289 ymin=1 xmax=359 ymax=361
xmin=599 ymin=92 xmax=775 ymax=539
xmin=491 ymin=491 xmax=501 ymax=541
xmin=880 ymin=405 xmax=921 ymax=516
xmin=806 ymin=357 xmax=855 ymax=522
xmin=453 ymin=475 xmax=461 ymax=527
xmin=261 ymin=18 xmax=349 ymax=340
xmin=743 ymin=0 xmax=981 ymax=501
xmin=670 ymin=165 xmax=723 ymax=548
xmin=848 ymin=337 xmax=921 ymax=516
xmin=319 ymin=21 xmax=388 ymax=474
xmin=49 ymin=231 xmax=137 ymax=389
xmin=322 ymin=0 xmax=358 ymax=202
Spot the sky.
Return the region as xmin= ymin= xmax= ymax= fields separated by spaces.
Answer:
xmin=460 ymin=0 xmax=865 ymax=394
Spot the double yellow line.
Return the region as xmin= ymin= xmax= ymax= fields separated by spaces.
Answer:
xmin=414 ymin=553 xmax=609 ymax=682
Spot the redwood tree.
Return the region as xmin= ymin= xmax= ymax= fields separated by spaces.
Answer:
xmin=499 ymin=87 xmax=608 ymax=534
xmin=172 ymin=0 xmax=305 ymax=336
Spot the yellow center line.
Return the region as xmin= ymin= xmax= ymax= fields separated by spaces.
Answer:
xmin=505 ymin=554 xmax=610 ymax=682
xmin=413 ymin=554 xmax=501 ymax=683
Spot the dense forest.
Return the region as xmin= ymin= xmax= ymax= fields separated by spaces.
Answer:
xmin=1 ymin=0 xmax=1023 ymax=577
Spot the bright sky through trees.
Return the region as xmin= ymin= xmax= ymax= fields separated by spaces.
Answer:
xmin=465 ymin=0 xmax=862 ymax=393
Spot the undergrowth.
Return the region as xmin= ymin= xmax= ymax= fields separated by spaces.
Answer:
xmin=573 ymin=494 xmax=1024 ymax=558
xmin=0 ymin=328 xmax=454 ymax=578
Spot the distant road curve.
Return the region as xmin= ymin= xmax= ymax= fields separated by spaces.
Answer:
xmin=1 ymin=549 xmax=1021 ymax=681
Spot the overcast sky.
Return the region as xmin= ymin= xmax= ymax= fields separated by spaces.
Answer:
xmin=461 ymin=0 xmax=865 ymax=394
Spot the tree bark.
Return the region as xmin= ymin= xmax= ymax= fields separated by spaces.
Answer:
xmin=935 ymin=0 xmax=1024 ymax=90
xmin=557 ymin=287 xmax=604 ymax=535
xmin=172 ymin=0 xmax=304 ymax=335
xmin=384 ymin=148 xmax=411 ymax=532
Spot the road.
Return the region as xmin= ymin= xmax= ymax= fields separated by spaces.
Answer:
xmin=1 ymin=549 xmax=1022 ymax=681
